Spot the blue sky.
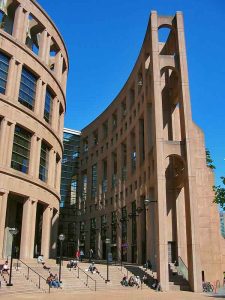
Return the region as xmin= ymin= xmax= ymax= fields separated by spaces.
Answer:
xmin=38 ymin=0 xmax=225 ymax=184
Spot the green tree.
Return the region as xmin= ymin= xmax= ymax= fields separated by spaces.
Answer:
xmin=206 ymin=149 xmax=216 ymax=169
xmin=213 ymin=177 xmax=225 ymax=211
xmin=206 ymin=149 xmax=225 ymax=211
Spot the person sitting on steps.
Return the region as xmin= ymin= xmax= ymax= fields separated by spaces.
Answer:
xmin=42 ymin=262 xmax=51 ymax=271
xmin=1 ymin=261 xmax=9 ymax=275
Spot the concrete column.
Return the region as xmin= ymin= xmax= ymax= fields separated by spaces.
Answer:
xmin=21 ymin=11 xmax=29 ymax=44
xmin=54 ymin=51 xmax=63 ymax=82
xmin=58 ymin=111 xmax=65 ymax=140
xmin=150 ymin=11 xmax=169 ymax=291
xmin=175 ymin=12 xmax=202 ymax=292
xmin=126 ymin=203 xmax=132 ymax=262
xmin=0 ymin=118 xmax=8 ymax=165
xmin=5 ymin=57 xmax=16 ymax=98
xmin=38 ymin=29 xmax=48 ymax=62
xmin=176 ymin=187 xmax=187 ymax=265
xmin=29 ymin=134 xmax=39 ymax=177
xmin=13 ymin=61 xmax=23 ymax=101
xmin=47 ymin=148 xmax=55 ymax=187
xmin=34 ymin=137 xmax=42 ymax=179
xmin=50 ymin=210 xmax=59 ymax=258
xmin=51 ymin=97 xmax=59 ymax=132
xmin=20 ymin=198 xmax=37 ymax=258
xmin=45 ymin=34 xmax=51 ymax=66
xmin=12 ymin=4 xmax=24 ymax=40
xmin=55 ymin=156 xmax=61 ymax=191
xmin=0 ymin=191 xmax=8 ymax=259
xmin=34 ymin=79 xmax=45 ymax=117
xmin=5 ymin=121 xmax=15 ymax=167
xmin=41 ymin=206 xmax=53 ymax=259
xmin=61 ymin=69 xmax=68 ymax=93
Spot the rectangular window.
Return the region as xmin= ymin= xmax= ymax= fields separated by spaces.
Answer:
xmin=91 ymin=163 xmax=97 ymax=199
xmin=39 ymin=141 xmax=50 ymax=182
xmin=11 ymin=125 xmax=31 ymax=173
xmin=81 ymin=172 xmax=87 ymax=201
xmin=19 ymin=67 xmax=37 ymax=110
xmin=70 ymin=175 xmax=78 ymax=205
xmin=0 ymin=52 xmax=9 ymax=94
xmin=44 ymin=88 xmax=53 ymax=124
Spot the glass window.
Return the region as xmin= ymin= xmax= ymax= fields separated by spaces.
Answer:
xmin=11 ymin=125 xmax=32 ymax=173
xmin=0 ymin=52 xmax=9 ymax=94
xmin=19 ymin=67 xmax=37 ymax=110
xmin=39 ymin=141 xmax=50 ymax=182
xmin=44 ymin=88 xmax=53 ymax=124
xmin=81 ymin=173 xmax=87 ymax=201
xmin=91 ymin=163 xmax=97 ymax=199
xmin=70 ymin=175 xmax=78 ymax=205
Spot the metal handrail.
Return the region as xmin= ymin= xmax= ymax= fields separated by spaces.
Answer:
xmin=177 ymin=256 xmax=188 ymax=281
xmin=116 ymin=259 xmax=129 ymax=278
xmin=70 ymin=265 xmax=96 ymax=291
xmin=17 ymin=259 xmax=50 ymax=293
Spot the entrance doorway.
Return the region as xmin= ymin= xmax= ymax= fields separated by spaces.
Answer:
xmin=168 ymin=241 xmax=177 ymax=263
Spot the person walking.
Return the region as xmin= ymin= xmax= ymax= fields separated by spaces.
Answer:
xmin=80 ymin=249 xmax=84 ymax=262
xmin=89 ymin=248 xmax=93 ymax=262
xmin=76 ymin=249 xmax=80 ymax=261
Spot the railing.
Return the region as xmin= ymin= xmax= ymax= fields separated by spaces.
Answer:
xmin=114 ymin=259 xmax=129 ymax=278
xmin=177 ymin=256 xmax=188 ymax=281
xmin=76 ymin=265 xmax=96 ymax=291
xmin=17 ymin=259 xmax=50 ymax=293
xmin=213 ymin=279 xmax=220 ymax=293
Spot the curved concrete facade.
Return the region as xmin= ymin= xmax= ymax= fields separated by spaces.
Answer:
xmin=75 ymin=11 xmax=224 ymax=292
xmin=0 ymin=0 xmax=68 ymax=259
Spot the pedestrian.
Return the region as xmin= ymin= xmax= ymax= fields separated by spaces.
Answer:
xmin=89 ymin=248 xmax=93 ymax=262
xmin=76 ymin=249 xmax=80 ymax=261
xmin=80 ymin=249 xmax=84 ymax=262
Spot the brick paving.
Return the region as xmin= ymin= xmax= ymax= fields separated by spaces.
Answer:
xmin=0 ymin=289 xmax=221 ymax=300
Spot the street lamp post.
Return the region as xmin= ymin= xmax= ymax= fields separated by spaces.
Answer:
xmin=7 ymin=227 xmax=18 ymax=286
xmin=58 ymin=233 xmax=65 ymax=283
xmin=105 ymin=238 xmax=111 ymax=282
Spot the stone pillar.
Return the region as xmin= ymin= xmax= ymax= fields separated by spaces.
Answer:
xmin=12 ymin=4 xmax=24 ymax=40
xmin=61 ymin=69 xmax=68 ymax=93
xmin=29 ymin=134 xmax=41 ymax=178
xmin=5 ymin=57 xmax=16 ymax=98
xmin=55 ymin=156 xmax=62 ymax=192
xmin=0 ymin=191 xmax=8 ymax=259
xmin=34 ymin=79 xmax=45 ymax=117
xmin=50 ymin=210 xmax=59 ymax=258
xmin=58 ymin=111 xmax=65 ymax=140
xmin=5 ymin=121 xmax=15 ymax=167
xmin=45 ymin=34 xmax=51 ymax=66
xmin=13 ymin=61 xmax=23 ymax=101
xmin=150 ymin=11 xmax=169 ymax=291
xmin=51 ymin=97 xmax=59 ymax=131
xmin=38 ymin=29 xmax=48 ymax=62
xmin=176 ymin=187 xmax=188 ymax=265
xmin=126 ymin=202 xmax=132 ymax=262
xmin=176 ymin=12 xmax=202 ymax=292
xmin=34 ymin=137 xmax=42 ymax=179
xmin=21 ymin=11 xmax=29 ymax=44
xmin=20 ymin=198 xmax=37 ymax=258
xmin=54 ymin=51 xmax=63 ymax=82
xmin=48 ymin=148 xmax=55 ymax=187
xmin=0 ymin=118 xmax=8 ymax=165
xmin=41 ymin=206 xmax=53 ymax=259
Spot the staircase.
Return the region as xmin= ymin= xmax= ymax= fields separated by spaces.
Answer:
xmin=168 ymin=262 xmax=190 ymax=291
xmin=122 ymin=263 xmax=156 ymax=290
xmin=0 ymin=264 xmax=44 ymax=296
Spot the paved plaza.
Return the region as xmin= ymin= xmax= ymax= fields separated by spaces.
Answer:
xmin=0 ymin=290 xmax=223 ymax=300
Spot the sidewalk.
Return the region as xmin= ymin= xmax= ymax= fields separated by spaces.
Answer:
xmin=0 ymin=289 xmax=222 ymax=300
